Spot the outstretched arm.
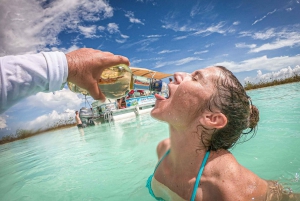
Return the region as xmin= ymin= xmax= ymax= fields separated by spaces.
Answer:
xmin=0 ymin=51 xmax=67 ymax=113
xmin=0 ymin=48 xmax=130 ymax=113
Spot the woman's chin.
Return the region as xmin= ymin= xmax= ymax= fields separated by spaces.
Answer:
xmin=150 ymin=102 xmax=172 ymax=122
xmin=150 ymin=109 xmax=158 ymax=119
xmin=150 ymin=108 xmax=163 ymax=121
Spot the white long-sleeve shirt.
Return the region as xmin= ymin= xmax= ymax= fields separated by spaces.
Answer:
xmin=0 ymin=52 xmax=68 ymax=114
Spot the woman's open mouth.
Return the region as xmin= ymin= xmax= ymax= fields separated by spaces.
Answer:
xmin=154 ymin=84 xmax=171 ymax=100
xmin=155 ymin=93 xmax=166 ymax=100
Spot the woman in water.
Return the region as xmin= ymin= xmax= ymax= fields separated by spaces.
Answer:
xmin=147 ymin=66 xmax=299 ymax=201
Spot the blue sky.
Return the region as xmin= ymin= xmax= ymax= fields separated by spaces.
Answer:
xmin=0 ymin=0 xmax=300 ymax=137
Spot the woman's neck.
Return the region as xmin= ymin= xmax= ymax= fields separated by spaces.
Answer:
xmin=167 ymin=124 xmax=208 ymax=176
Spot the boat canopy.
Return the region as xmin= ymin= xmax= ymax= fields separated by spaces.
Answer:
xmin=130 ymin=67 xmax=173 ymax=80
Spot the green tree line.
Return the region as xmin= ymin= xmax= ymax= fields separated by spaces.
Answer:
xmin=244 ymin=73 xmax=300 ymax=90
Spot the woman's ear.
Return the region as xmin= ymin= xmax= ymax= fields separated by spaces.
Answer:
xmin=199 ymin=112 xmax=227 ymax=129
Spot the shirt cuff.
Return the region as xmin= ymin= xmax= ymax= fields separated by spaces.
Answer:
xmin=42 ymin=52 xmax=68 ymax=91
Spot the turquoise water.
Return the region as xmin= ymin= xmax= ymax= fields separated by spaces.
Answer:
xmin=0 ymin=82 xmax=299 ymax=200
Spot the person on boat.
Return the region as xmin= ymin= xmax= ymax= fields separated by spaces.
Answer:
xmin=147 ymin=66 xmax=300 ymax=201
xmin=75 ymin=111 xmax=83 ymax=128
xmin=0 ymin=48 xmax=130 ymax=114
xmin=117 ymin=97 xmax=126 ymax=109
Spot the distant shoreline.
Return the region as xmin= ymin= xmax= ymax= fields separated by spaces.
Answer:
xmin=244 ymin=74 xmax=300 ymax=90
xmin=0 ymin=123 xmax=76 ymax=145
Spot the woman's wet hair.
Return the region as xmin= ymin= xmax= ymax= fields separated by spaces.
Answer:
xmin=199 ymin=66 xmax=259 ymax=151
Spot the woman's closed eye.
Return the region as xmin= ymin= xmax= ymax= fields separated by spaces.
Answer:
xmin=192 ymin=71 xmax=202 ymax=81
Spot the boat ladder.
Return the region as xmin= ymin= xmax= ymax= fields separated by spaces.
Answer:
xmin=103 ymin=110 xmax=113 ymax=124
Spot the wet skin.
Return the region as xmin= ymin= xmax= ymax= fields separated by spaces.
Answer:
xmin=151 ymin=67 xmax=219 ymax=130
xmin=149 ymin=67 xmax=271 ymax=201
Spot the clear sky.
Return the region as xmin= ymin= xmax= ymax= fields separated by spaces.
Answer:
xmin=0 ymin=0 xmax=300 ymax=137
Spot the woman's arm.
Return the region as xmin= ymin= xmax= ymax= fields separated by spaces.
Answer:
xmin=0 ymin=52 xmax=67 ymax=113
xmin=266 ymin=180 xmax=300 ymax=201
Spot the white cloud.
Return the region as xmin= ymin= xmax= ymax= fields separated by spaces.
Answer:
xmin=239 ymin=31 xmax=252 ymax=38
xmin=0 ymin=116 xmax=7 ymax=129
xmin=244 ymin=65 xmax=300 ymax=83
xmin=18 ymin=110 xmax=76 ymax=132
xmin=125 ymin=11 xmax=144 ymax=25
xmin=0 ymin=0 xmax=113 ymax=56
xmin=78 ymin=25 xmax=97 ymax=38
xmin=250 ymin=36 xmax=300 ymax=52
xmin=49 ymin=45 xmax=80 ymax=54
xmin=235 ymin=43 xmax=257 ymax=49
xmin=162 ymin=20 xmax=231 ymax=37
xmin=205 ymin=43 xmax=214 ymax=48
xmin=239 ymin=26 xmax=300 ymax=52
xmin=146 ymin=35 xmax=163 ymax=38
xmin=98 ymin=26 xmax=106 ymax=31
xmin=252 ymin=9 xmax=277 ymax=25
xmin=194 ymin=50 xmax=208 ymax=54
xmin=193 ymin=22 xmax=227 ymax=36
xmin=25 ymin=88 xmax=83 ymax=112
xmin=107 ymin=23 xmax=120 ymax=34
xmin=158 ymin=50 xmax=179 ymax=54
xmin=233 ymin=21 xmax=240 ymax=25
xmin=130 ymin=57 xmax=162 ymax=66
xmin=190 ymin=2 xmax=214 ymax=17
xmin=121 ymin=38 xmax=159 ymax=50
xmin=252 ymin=28 xmax=276 ymax=40
xmin=116 ymin=39 xmax=126 ymax=43
xmin=131 ymin=59 xmax=143 ymax=65
xmin=190 ymin=2 xmax=201 ymax=17
xmin=176 ymin=57 xmax=203 ymax=65
xmin=120 ymin=34 xmax=129 ymax=39
xmin=173 ymin=35 xmax=188 ymax=40
xmin=162 ymin=21 xmax=193 ymax=32
xmin=116 ymin=34 xmax=129 ymax=43
xmin=154 ymin=57 xmax=203 ymax=68
xmin=78 ymin=0 xmax=113 ymax=21
xmin=239 ymin=29 xmax=277 ymax=40
xmin=65 ymin=45 xmax=80 ymax=53
xmin=98 ymin=23 xmax=129 ymax=43
xmin=215 ymin=55 xmax=300 ymax=73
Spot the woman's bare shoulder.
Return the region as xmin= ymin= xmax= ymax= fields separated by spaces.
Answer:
xmin=156 ymin=138 xmax=170 ymax=160
xmin=205 ymin=150 xmax=269 ymax=200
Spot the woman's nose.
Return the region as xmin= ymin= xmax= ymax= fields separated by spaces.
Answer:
xmin=173 ymin=72 xmax=190 ymax=84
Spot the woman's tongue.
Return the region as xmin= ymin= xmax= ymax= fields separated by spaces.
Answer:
xmin=155 ymin=93 xmax=166 ymax=100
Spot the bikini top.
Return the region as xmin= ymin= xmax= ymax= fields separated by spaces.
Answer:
xmin=146 ymin=149 xmax=210 ymax=201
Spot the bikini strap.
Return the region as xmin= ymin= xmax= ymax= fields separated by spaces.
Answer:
xmin=153 ymin=149 xmax=170 ymax=173
xmin=190 ymin=151 xmax=210 ymax=201
xmin=146 ymin=149 xmax=170 ymax=201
